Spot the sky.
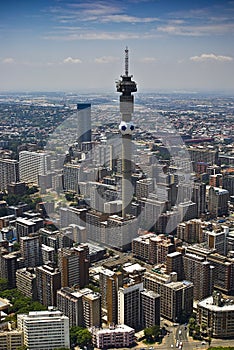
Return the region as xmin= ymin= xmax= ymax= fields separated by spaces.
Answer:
xmin=0 ymin=0 xmax=234 ymax=93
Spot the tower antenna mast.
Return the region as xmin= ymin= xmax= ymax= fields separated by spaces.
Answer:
xmin=125 ymin=46 xmax=129 ymax=76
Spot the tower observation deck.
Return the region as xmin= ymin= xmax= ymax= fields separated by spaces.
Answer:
xmin=116 ymin=47 xmax=137 ymax=217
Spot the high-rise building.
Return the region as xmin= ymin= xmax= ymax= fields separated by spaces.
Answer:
xmin=116 ymin=47 xmax=137 ymax=217
xmin=183 ymin=253 xmax=213 ymax=300
xmin=140 ymin=289 xmax=160 ymax=329
xmin=166 ymin=252 xmax=184 ymax=281
xmin=0 ymin=251 xmax=18 ymax=288
xmin=223 ymin=174 xmax=234 ymax=196
xmin=16 ymin=267 xmax=37 ymax=300
xmin=143 ymin=271 xmax=193 ymax=322
xmin=82 ymin=288 xmax=102 ymax=328
xmin=208 ymin=187 xmax=229 ymax=217
xmin=192 ymin=182 xmax=206 ymax=217
xmin=197 ymin=291 xmax=234 ymax=338
xmin=36 ymin=264 xmax=61 ymax=307
xmin=15 ymin=217 xmax=43 ymax=241
xmin=77 ymin=103 xmax=91 ymax=146
xmin=20 ymin=236 xmax=41 ymax=268
xmin=57 ymin=287 xmax=101 ymax=328
xmin=177 ymin=219 xmax=206 ymax=244
xmin=19 ymin=150 xmax=51 ymax=185
xmin=0 ymin=159 xmax=19 ymax=191
xmin=99 ymin=268 xmax=123 ymax=324
xmin=17 ymin=310 xmax=70 ymax=350
xmin=132 ymin=232 xmax=177 ymax=265
xmin=57 ymin=287 xmax=83 ymax=327
xmin=118 ymin=281 xmax=143 ymax=330
xmin=63 ymin=163 xmax=81 ymax=193
xmin=58 ymin=245 xmax=89 ymax=288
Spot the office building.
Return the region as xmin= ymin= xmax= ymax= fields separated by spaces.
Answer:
xmin=192 ymin=182 xmax=206 ymax=217
xmin=0 ymin=159 xmax=19 ymax=191
xmin=223 ymin=174 xmax=234 ymax=196
xmin=36 ymin=264 xmax=61 ymax=307
xmin=92 ymin=324 xmax=135 ymax=349
xmin=206 ymin=253 xmax=234 ymax=295
xmin=178 ymin=201 xmax=197 ymax=221
xmin=17 ymin=310 xmax=70 ymax=350
xmin=58 ymin=245 xmax=89 ymax=288
xmin=197 ymin=291 xmax=234 ymax=338
xmin=77 ymin=103 xmax=91 ymax=146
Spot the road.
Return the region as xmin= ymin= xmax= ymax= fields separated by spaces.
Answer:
xmin=135 ymin=323 xmax=234 ymax=350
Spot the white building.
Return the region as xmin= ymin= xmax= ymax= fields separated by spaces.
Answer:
xmin=19 ymin=150 xmax=50 ymax=185
xmin=17 ymin=310 xmax=70 ymax=350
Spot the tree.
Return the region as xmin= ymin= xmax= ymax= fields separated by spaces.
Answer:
xmin=0 ymin=278 xmax=8 ymax=291
xmin=144 ymin=325 xmax=161 ymax=343
xmin=70 ymin=326 xmax=92 ymax=348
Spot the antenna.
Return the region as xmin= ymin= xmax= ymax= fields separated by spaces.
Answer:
xmin=125 ymin=46 xmax=129 ymax=76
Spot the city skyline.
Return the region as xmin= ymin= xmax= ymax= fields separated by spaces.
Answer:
xmin=1 ymin=0 xmax=234 ymax=93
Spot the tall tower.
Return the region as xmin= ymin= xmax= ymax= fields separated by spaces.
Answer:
xmin=116 ymin=47 xmax=137 ymax=217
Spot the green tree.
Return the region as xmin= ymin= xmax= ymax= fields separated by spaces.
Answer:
xmin=0 ymin=278 xmax=8 ymax=291
xmin=70 ymin=326 xmax=92 ymax=348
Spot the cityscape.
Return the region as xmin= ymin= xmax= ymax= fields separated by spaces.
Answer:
xmin=1 ymin=1 xmax=234 ymax=350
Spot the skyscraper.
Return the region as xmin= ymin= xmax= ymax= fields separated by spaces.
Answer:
xmin=77 ymin=103 xmax=91 ymax=146
xmin=58 ymin=245 xmax=89 ymax=288
xmin=116 ymin=47 xmax=137 ymax=217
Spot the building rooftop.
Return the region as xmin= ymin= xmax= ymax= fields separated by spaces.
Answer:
xmin=198 ymin=295 xmax=234 ymax=312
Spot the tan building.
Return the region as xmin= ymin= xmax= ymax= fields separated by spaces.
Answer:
xmin=132 ymin=233 xmax=176 ymax=264
xmin=177 ymin=219 xmax=206 ymax=244
xmin=143 ymin=271 xmax=193 ymax=322
xmin=0 ymin=330 xmax=24 ymax=350
xmin=57 ymin=287 xmax=101 ymax=328
xmin=36 ymin=264 xmax=61 ymax=307
xmin=183 ymin=253 xmax=213 ymax=300
xmin=81 ymin=288 xmax=101 ymax=328
xmin=197 ymin=291 xmax=234 ymax=338
xmin=99 ymin=268 xmax=123 ymax=324
xmin=16 ymin=267 xmax=37 ymax=300
xmin=58 ymin=245 xmax=89 ymax=288
xmin=166 ymin=252 xmax=184 ymax=281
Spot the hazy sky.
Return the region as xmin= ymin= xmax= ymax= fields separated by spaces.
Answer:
xmin=1 ymin=0 xmax=234 ymax=92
